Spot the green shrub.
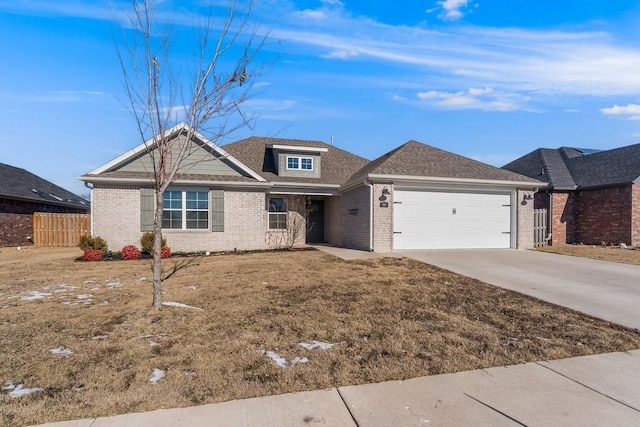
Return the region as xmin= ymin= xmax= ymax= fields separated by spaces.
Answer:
xmin=140 ymin=232 xmax=167 ymax=254
xmin=78 ymin=235 xmax=108 ymax=255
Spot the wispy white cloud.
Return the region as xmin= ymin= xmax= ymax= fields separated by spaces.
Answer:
xmin=26 ymin=90 xmax=106 ymax=103
xmin=600 ymin=104 xmax=640 ymax=120
xmin=416 ymin=87 xmax=521 ymax=111
xmin=429 ymin=0 xmax=477 ymax=21
xmin=321 ymin=49 xmax=360 ymax=59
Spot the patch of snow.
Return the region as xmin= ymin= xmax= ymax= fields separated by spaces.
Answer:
xmin=149 ymin=341 xmax=159 ymax=347
xmin=138 ymin=333 xmax=166 ymax=339
xmin=150 ymin=368 xmax=165 ymax=384
xmin=92 ymin=335 xmax=108 ymax=340
xmin=3 ymin=381 xmax=43 ymax=398
xmin=21 ymin=291 xmax=53 ymax=301
xmin=100 ymin=301 xmax=109 ymax=305
xmin=84 ymin=280 xmax=96 ymax=284
xmin=299 ymin=340 xmax=334 ymax=350
xmin=1 ymin=305 xmax=10 ymax=309
xmin=259 ymin=350 xmax=308 ymax=368
xmin=77 ymin=294 xmax=93 ymax=300
xmin=72 ymin=386 xmax=86 ymax=392
xmin=162 ymin=301 xmax=204 ymax=311
xmin=186 ymin=285 xmax=198 ymax=290
xmin=106 ymin=282 xmax=122 ymax=289
xmin=183 ymin=370 xmax=197 ymax=376
xmin=49 ymin=347 xmax=73 ymax=357
xmin=91 ymin=287 xmax=100 ymax=291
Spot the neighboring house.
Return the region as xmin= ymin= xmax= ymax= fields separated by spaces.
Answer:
xmin=0 ymin=163 xmax=90 ymax=247
xmin=79 ymin=123 xmax=543 ymax=252
xmin=503 ymin=144 xmax=640 ymax=246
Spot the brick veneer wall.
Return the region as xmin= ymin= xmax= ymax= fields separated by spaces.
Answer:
xmin=549 ymin=192 xmax=578 ymax=245
xmin=575 ymin=185 xmax=632 ymax=245
xmin=372 ymin=183 xmax=393 ymax=252
xmin=632 ymin=184 xmax=640 ymax=246
xmin=91 ymin=184 xmax=267 ymax=252
xmin=516 ymin=189 xmax=535 ymax=249
xmin=325 ymin=196 xmax=344 ymax=247
xmin=342 ymin=185 xmax=371 ymax=251
xmin=0 ymin=198 xmax=88 ymax=247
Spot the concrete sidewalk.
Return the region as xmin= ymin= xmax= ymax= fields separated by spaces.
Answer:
xmin=34 ymin=349 xmax=640 ymax=426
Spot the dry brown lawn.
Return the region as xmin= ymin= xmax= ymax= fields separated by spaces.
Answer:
xmin=1 ymin=246 xmax=640 ymax=426
xmin=537 ymin=244 xmax=640 ymax=266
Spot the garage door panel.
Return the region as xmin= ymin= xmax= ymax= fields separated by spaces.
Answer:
xmin=393 ymin=190 xmax=512 ymax=250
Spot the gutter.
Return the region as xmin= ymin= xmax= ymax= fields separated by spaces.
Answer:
xmin=78 ymin=176 xmax=273 ymax=188
xmin=366 ymin=174 xmax=546 ymax=188
xmin=364 ymin=179 xmax=373 ymax=252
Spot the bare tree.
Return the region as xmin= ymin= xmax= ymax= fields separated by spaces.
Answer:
xmin=267 ymin=196 xmax=311 ymax=249
xmin=115 ymin=0 xmax=266 ymax=310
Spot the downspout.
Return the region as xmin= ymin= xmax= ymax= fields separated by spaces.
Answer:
xmin=84 ymin=181 xmax=94 ymax=237
xmin=364 ymin=179 xmax=373 ymax=252
xmin=546 ymin=190 xmax=553 ymax=242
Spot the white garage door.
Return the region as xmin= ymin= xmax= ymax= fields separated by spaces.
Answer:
xmin=393 ymin=189 xmax=512 ymax=250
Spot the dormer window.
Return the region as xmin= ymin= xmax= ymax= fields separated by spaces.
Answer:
xmin=286 ymin=156 xmax=313 ymax=171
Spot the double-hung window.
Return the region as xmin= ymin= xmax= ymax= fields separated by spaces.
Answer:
xmin=162 ymin=190 xmax=209 ymax=229
xmin=268 ymin=197 xmax=287 ymax=229
xmin=286 ymin=156 xmax=313 ymax=171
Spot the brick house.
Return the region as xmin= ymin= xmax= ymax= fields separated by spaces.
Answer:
xmin=0 ymin=163 xmax=90 ymax=247
xmin=503 ymin=144 xmax=640 ymax=246
xmin=80 ymin=123 xmax=542 ymax=252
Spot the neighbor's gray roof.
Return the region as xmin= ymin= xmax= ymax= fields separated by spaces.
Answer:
xmin=348 ymin=141 xmax=542 ymax=184
xmin=503 ymin=143 xmax=640 ymax=190
xmin=0 ymin=163 xmax=89 ymax=209
xmin=223 ymin=137 xmax=370 ymax=185
xmin=503 ymin=148 xmax=577 ymax=190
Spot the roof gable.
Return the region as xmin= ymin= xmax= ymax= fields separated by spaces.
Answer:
xmin=350 ymin=141 xmax=542 ymax=185
xmin=0 ymin=163 xmax=89 ymax=209
xmin=84 ymin=123 xmax=264 ymax=182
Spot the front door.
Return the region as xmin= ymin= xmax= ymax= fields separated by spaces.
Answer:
xmin=306 ymin=200 xmax=325 ymax=243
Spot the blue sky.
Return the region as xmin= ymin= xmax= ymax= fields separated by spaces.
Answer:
xmin=2 ymin=0 xmax=640 ymax=197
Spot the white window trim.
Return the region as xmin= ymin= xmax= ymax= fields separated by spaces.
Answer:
xmin=163 ymin=189 xmax=210 ymax=230
xmin=285 ymin=155 xmax=313 ymax=171
xmin=268 ymin=197 xmax=288 ymax=230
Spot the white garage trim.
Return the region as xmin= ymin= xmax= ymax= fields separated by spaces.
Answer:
xmin=393 ymin=188 xmax=515 ymax=250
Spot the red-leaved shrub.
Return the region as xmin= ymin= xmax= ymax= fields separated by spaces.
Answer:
xmin=121 ymin=245 xmax=141 ymax=260
xmin=161 ymin=246 xmax=171 ymax=259
xmin=83 ymin=249 xmax=103 ymax=261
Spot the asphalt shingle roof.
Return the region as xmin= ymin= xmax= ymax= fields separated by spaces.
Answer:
xmin=349 ymin=141 xmax=542 ymax=184
xmin=0 ymin=163 xmax=89 ymax=209
xmin=223 ymin=137 xmax=370 ymax=185
xmin=503 ymin=143 xmax=640 ymax=190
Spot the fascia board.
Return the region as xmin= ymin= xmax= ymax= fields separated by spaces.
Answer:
xmin=367 ymin=173 xmax=547 ymax=189
xmin=78 ymin=175 xmax=272 ymax=188
xmin=267 ymin=144 xmax=329 ymax=153
xmin=270 ymin=182 xmax=340 ymax=189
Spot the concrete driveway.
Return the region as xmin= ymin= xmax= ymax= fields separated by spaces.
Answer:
xmin=395 ymin=249 xmax=640 ymax=330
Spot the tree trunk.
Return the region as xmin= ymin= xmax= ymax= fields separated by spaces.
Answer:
xmin=151 ymin=189 xmax=164 ymax=310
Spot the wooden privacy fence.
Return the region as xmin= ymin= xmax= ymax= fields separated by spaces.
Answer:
xmin=533 ymin=208 xmax=548 ymax=248
xmin=33 ymin=213 xmax=90 ymax=247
